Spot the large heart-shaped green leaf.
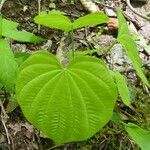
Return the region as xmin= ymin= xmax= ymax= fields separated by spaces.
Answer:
xmin=16 ymin=51 xmax=117 ymax=144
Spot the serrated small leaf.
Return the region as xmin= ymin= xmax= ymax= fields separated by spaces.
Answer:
xmin=117 ymin=9 xmax=150 ymax=87
xmin=114 ymin=72 xmax=131 ymax=106
xmin=0 ymin=39 xmax=18 ymax=92
xmin=73 ymin=12 xmax=109 ymax=30
xmin=34 ymin=13 xmax=72 ymax=32
xmin=16 ymin=51 xmax=117 ymax=144
xmin=125 ymin=123 xmax=150 ymax=150
xmin=2 ymin=19 xmax=44 ymax=43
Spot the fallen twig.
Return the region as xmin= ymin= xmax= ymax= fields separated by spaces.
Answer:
xmin=0 ymin=100 xmax=10 ymax=144
xmin=0 ymin=0 xmax=6 ymax=12
xmin=38 ymin=0 xmax=41 ymax=32
xmin=79 ymin=0 xmax=100 ymax=12
xmin=79 ymin=0 xmax=118 ymax=29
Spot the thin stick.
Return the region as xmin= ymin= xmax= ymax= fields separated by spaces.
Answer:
xmin=47 ymin=143 xmax=65 ymax=150
xmin=126 ymin=0 xmax=150 ymax=21
xmin=0 ymin=0 xmax=6 ymax=12
xmin=38 ymin=0 xmax=41 ymax=32
xmin=1 ymin=117 xmax=11 ymax=144
xmin=0 ymin=100 xmax=10 ymax=144
xmin=70 ymin=31 xmax=75 ymax=58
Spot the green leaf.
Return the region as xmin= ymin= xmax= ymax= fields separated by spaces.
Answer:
xmin=34 ymin=13 xmax=72 ymax=32
xmin=46 ymin=10 xmax=66 ymax=15
xmin=6 ymin=94 xmax=18 ymax=113
xmin=111 ymin=112 xmax=122 ymax=124
xmin=113 ymin=72 xmax=131 ymax=106
xmin=16 ymin=51 xmax=117 ymax=144
xmin=0 ymin=39 xmax=18 ymax=92
xmin=5 ymin=31 xmax=45 ymax=43
xmin=125 ymin=123 xmax=150 ymax=150
xmin=73 ymin=12 xmax=109 ymax=30
xmin=0 ymin=82 xmax=2 ymax=89
xmin=0 ymin=16 xmax=2 ymax=38
xmin=14 ymin=52 xmax=31 ymax=66
xmin=117 ymin=9 xmax=150 ymax=87
xmin=34 ymin=11 xmax=109 ymax=32
xmin=2 ymin=19 xmax=44 ymax=43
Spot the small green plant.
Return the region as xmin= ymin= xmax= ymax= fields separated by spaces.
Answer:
xmin=0 ymin=16 xmax=44 ymax=114
xmin=117 ymin=10 xmax=149 ymax=87
xmin=15 ymin=9 xmax=149 ymax=147
xmin=0 ymin=16 xmax=44 ymax=92
xmin=16 ymin=52 xmax=117 ymax=144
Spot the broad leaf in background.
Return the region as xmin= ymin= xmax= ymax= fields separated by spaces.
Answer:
xmin=0 ymin=39 xmax=18 ymax=92
xmin=111 ymin=112 xmax=122 ymax=124
xmin=34 ymin=12 xmax=72 ymax=32
xmin=16 ymin=51 xmax=117 ymax=144
xmin=73 ymin=12 xmax=109 ymax=30
xmin=114 ymin=72 xmax=131 ymax=106
xmin=2 ymin=19 xmax=44 ymax=43
xmin=34 ymin=10 xmax=109 ymax=32
xmin=6 ymin=94 xmax=18 ymax=113
xmin=14 ymin=52 xmax=31 ymax=66
xmin=125 ymin=123 xmax=150 ymax=150
xmin=117 ymin=9 xmax=149 ymax=87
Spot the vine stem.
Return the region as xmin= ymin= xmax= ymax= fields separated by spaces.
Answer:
xmin=70 ymin=31 xmax=75 ymax=58
xmin=92 ymin=40 xmax=117 ymax=54
xmin=126 ymin=0 xmax=150 ymax=21
xmin=105 ymin=40 xmax=117 ymax=52
xmin=99 ymin=40 xmax=118 ymax=59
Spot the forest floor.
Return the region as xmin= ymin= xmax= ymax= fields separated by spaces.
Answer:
xmin=0 ymin=0 xmax=150 ymax=150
